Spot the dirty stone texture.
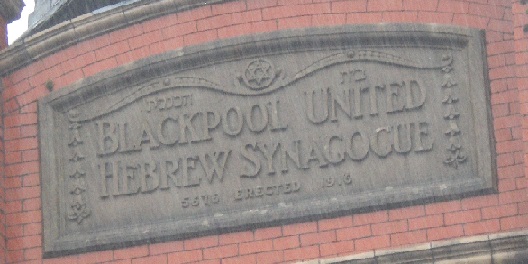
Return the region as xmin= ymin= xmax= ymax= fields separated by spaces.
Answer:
xmin=307 ymin=230 xmax=528 ymax=263
xmin=0 ymin=0 xmax=24 ymax=50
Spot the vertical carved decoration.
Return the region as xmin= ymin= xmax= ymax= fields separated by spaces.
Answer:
xmin=67 ymin=110 xmax=91 ymax=224
xmin=441 ymin=55 xmax=466 ymax=168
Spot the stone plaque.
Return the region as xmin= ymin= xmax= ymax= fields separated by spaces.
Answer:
xmin=40 ymin=24 xmax=495 ymax=256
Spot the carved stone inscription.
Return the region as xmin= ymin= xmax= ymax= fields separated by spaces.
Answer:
xmin=39 ymin=25 xmax=495 ymax=256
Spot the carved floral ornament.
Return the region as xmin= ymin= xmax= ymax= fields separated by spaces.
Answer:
xmin=440 ymin=54 xmax=467 ymax=168
xmin=66 ymin=109 xmax=91 ymax=224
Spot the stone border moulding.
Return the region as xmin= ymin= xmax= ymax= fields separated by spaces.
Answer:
xmin=0 ymin=0 xmax=235 ymax=77
xmin=299 ymin=231 xmax=528 ymax=264
xmin=39 ymin=23 xmax=496 ymax=257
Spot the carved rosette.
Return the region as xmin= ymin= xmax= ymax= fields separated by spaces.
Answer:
xmin=237 ymin=58 xmax=284 ymax=91
xmin=66 ymin=110 xmax=91 ymax=224
xmin=441 ymin=55 xmax=466 ymax=168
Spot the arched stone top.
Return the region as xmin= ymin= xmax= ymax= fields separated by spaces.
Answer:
xmin=0 ymin=0 xmax=229 ymax=77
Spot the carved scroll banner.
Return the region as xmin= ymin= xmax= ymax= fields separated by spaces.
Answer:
xmin=39 ymin=24 xmax=495 ymax=256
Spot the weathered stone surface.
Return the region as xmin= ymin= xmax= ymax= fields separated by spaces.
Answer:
xmin=39 ymin=24 xmax=495 ymax=256
xmin=327 ymin=231 xmax=528 ymax=264
xmin=0 ymin=0 xmax=24 ymax=23
xmin=29 ymin=0 xmax=124 ymax=30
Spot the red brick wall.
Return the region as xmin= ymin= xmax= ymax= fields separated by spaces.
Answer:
xmin=1 ymin=0 xmax=527 ymax=263
xmin=1 ymin=13 xmax=8 ymax=264
xmin=514 ymin=2 xmax=528 ymax=180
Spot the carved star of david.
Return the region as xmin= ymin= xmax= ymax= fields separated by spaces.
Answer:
xmin=245 ymin=59 xmax=274 ymax=87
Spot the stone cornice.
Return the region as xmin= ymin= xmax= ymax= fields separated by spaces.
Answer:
xmin=304 ymin=230 xmax=528 ymax=264
xmin=0 ymin=0 xmax=24 ymax=23
xmin=0 ymin=0 xmax=229 ymax=77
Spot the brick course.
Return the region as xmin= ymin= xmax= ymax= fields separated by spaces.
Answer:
xmin=0 ymin=0 xmax=527 ymax=263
